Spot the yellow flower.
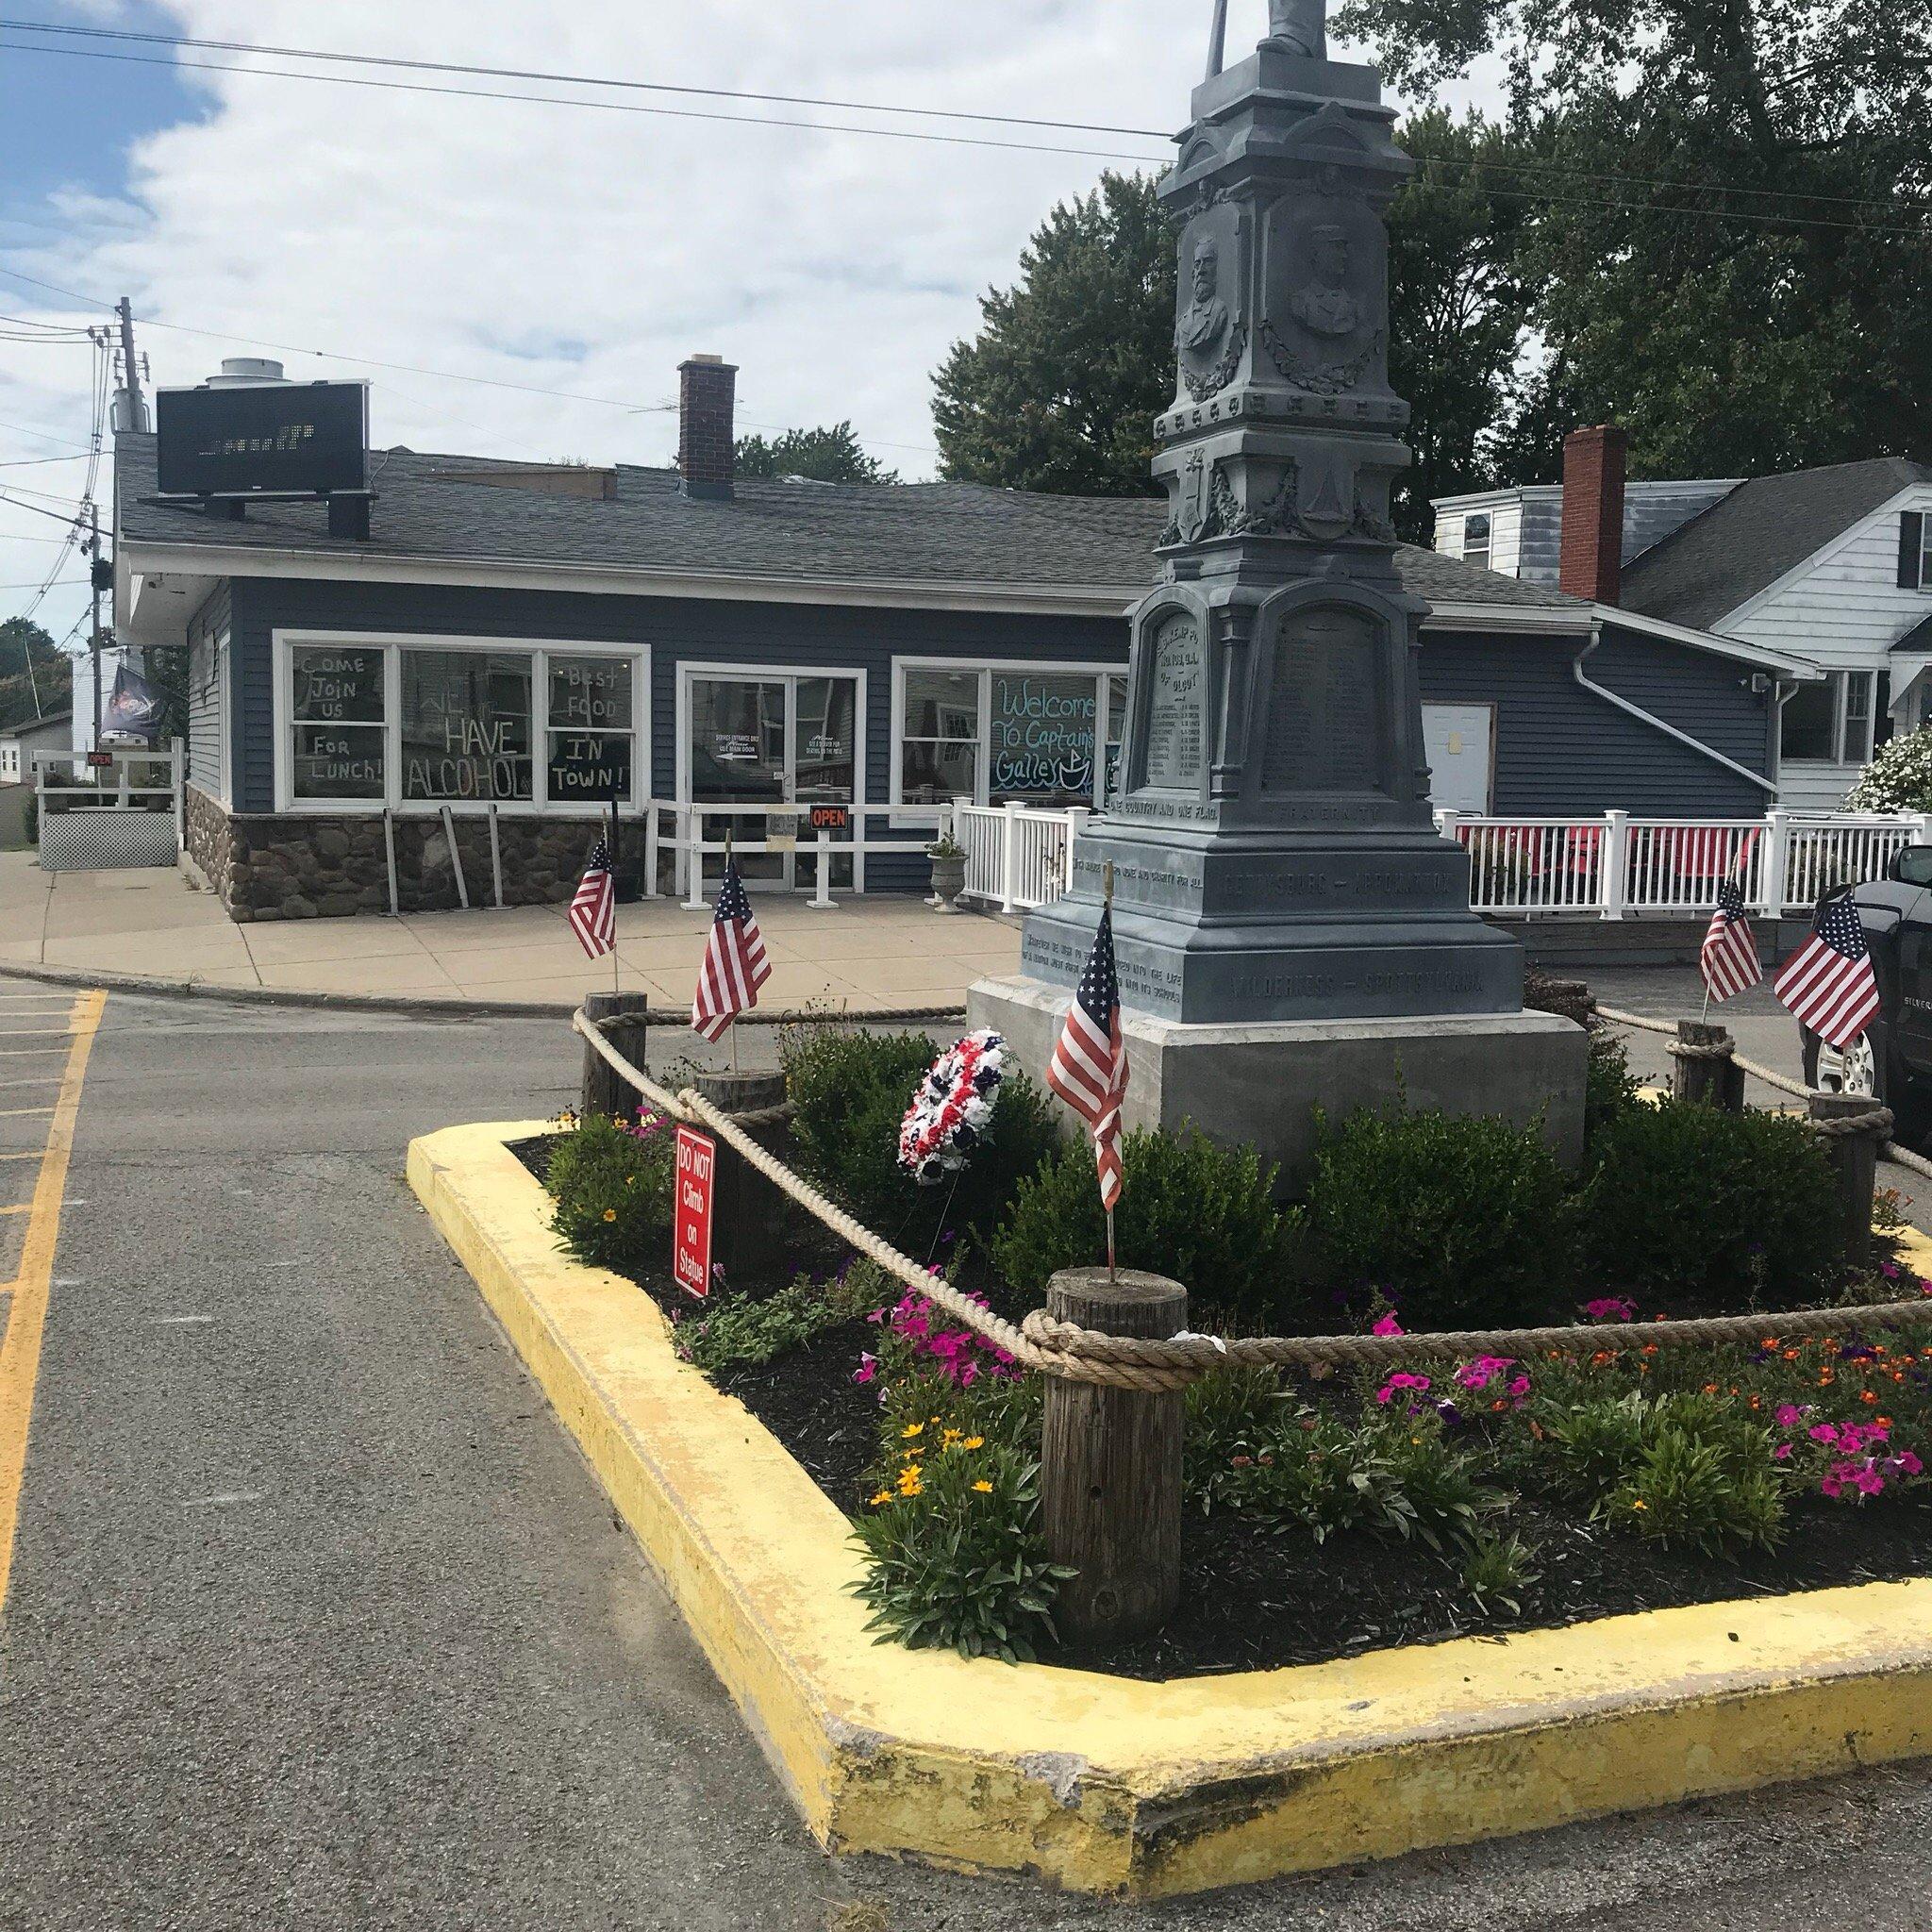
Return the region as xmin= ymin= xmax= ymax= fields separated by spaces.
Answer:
xmin=602 ymin=1208 xmax=617 ymax=1223
xmin=972 ymin=1479 xmax=993 ymax=1493
xmin=962 ymin=1436 xmax=984 ymax=1450
xmin=902 ymin=1422 xmax=924 ymax=1439
xmin=869 ymin=1490 xmax=892 ymax=1507
xmin=941 ymin=1428 xmax=962 ymax=1448
xmin=897 ymin=1472 xmax=923 ymax=1497
xmin=1629 ymin=1499 xmax=1648 ymax=1511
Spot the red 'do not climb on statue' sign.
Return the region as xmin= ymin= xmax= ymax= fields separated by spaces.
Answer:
xmin=673 ymin=1125 xmax=716 ymax=1298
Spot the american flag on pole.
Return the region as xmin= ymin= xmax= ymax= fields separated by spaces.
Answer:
xmin=1699 ymin=876 xmax=1763 ymax=1002
xmin=691 ymin=856 xmax=771 ymax=1042
xmin=1046 ymin=908 xmax=1128 ymax=1210
xmin=567 ymin=836 xmax=617 ymax=959
xmin=1774 ymin=893 xmax=1881 ymax=1050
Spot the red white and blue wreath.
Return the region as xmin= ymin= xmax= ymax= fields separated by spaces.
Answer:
xmin=898 ymin=1029 xmax=1008 ymax=1185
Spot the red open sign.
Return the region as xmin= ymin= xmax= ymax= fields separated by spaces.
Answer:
xmin=808 ymin=804 xmax=850 ymax=833
xmin=673 ymin=1125 xmax=716 ymax=1298
xmin=86 ymin=750 xmax=113 ymax=769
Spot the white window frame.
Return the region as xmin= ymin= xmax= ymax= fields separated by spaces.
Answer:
xmin=271 ymin=629 xmax=649 ymax=815
xmin=1779 ymin=667 xmax=1881 ymax=769
xmin=1461 ymin=512 xmax=1491 ymax=572
xmin=889 ymin=658 xmax=1130 ymax=819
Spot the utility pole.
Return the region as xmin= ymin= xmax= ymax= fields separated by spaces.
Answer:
xmin=90 ymin=502 xmax=103 ymax=754
xmin=116 ymin=297 xmax=148 ymax=433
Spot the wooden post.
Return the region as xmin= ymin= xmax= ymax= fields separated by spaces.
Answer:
xmin=691 ymin=1068 xmax=791 ymax=1288
xmin=1671 ymin=1021 xmax=1743 ymax=1110
xmin=580 ymin=991 xmax=651 ymax=1122
xmin=1041 ymin=1267 xmax=1187 ymax=1647
xmin=1807 ymin=1091 xmax=1891 ymax=1272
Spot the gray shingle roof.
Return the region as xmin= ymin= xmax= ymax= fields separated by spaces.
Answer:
xmin=1622 ymin=457 xmax=1932 ymax=630
xmin=112 ymin=432 xmax=1578 ymax=615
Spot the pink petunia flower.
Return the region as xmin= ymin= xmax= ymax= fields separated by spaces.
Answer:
xmin=1372 ymin=1312 xmax=1405 ymax=1338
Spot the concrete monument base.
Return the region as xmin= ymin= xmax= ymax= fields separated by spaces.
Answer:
xmin=969 ymin=974 xmax=1586 ymax=1197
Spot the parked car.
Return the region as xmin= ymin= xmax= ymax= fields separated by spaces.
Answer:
xmin=1799 ymin=846 xmax=1932 ymax=1136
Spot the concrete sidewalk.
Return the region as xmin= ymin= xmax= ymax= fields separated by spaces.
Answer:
xmin=0 ymin=852 xmax=1018 ymax=1010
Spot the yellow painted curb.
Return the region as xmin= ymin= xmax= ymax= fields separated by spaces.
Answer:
xmin=410 ymin=1120 xmax=1932 ymax=1897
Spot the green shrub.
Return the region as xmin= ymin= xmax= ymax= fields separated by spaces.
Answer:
xmin=849 ymin=1433 xmax=1073 ymax=1662
xmin=1184 ymin=1364 xmax=1284 ymax=1511
xmin=1213 ymin=1406 xmax=1505 ymax=1552
xmin=546 ymin=1112 xmax=676 ymax=1280
xmin=1539 ymin=1391 xmax=1786 ymax=1554
xmin=1460 ymin=1528 xmax=1540 ymax=1616
xmin=675 ymin=1258 xmax=888 ymax=1378
xmin=782 ymin=1025 xmax=1059 ymax=1248
xmin=1302 ymin=1103 xmax=1575 ymax=1329
xmin=1585 ymin=1027 xmax=1643 ymax=1147
xmin=1577 ymin=1099 xmax=1842 ymax=1307
xmin=991 ymin=1126 xmax=1300 ymax=1326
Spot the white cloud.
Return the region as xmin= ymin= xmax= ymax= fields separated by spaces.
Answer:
xmin=2 ymin=1 xmax=1503 ymax=654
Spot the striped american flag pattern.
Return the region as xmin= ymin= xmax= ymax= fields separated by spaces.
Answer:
xmin=1774 ymin=893 xmax=1881 ymax=1051
xmin=1699 ymin=876 xmax=1763 ymax=1002
xmin=1045 ymin=908 xmax=1127 ymax=1210
xmin=567 ymin=836 xmax=616 ymax=959
xmin=691 ymin=856 xmax=771 ymax=1042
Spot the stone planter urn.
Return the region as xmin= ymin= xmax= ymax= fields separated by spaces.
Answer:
xmin=928 ymin=847 xmax=967 ymax=913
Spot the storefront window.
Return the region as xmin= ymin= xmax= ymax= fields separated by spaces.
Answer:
xmin=290 ymin=644 xmax=385 ymax=801
xmin=899 ymin=668 xmax=978 ymax=803
xmin=400 ymin=650 xmax=534 ymax=802
xmin=546 ymin=655 xmax=633 ymax=804
xmin=1104 ymin=675 xmax=1128 ymax=804
xmin=989 ymin=672 xmax=1102 ymax=806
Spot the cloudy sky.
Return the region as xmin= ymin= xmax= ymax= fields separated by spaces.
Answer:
xmin=0 ymin=1 xmax=1498 ymax=665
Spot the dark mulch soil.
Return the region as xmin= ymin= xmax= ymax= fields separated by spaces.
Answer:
xmin=509 ymin=1136 xmax=1932 ymax=1681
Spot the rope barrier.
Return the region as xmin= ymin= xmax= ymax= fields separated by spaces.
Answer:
xmin=565 ymin=1006 xmax=1932 ymax=1390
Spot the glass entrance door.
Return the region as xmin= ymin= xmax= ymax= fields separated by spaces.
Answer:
xmin=684 ymin=672 xmax=860 ymax=890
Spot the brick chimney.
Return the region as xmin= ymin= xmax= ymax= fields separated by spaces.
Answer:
xmin=1559 ymin=424 xmax=1628 ymax=604
xmin=677 ymin=354 xmax=738 ymax=501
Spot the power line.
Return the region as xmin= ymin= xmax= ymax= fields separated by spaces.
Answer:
xmin=1 ymin=14 xmax=1924 ymax=220
xmin=0 ymin=36 xmax=1164 ymax=167
xmin=0 ymin=15 xmax=1171 ymax=140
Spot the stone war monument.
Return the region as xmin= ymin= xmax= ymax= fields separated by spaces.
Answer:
xmin=971 ymin=0 xmax=1585 ymax=1191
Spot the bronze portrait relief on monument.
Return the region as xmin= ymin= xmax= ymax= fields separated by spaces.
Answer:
xmin=1260 ymin=194 xmax=1385 ymax=395
xmin=1174 ymin=207 xmax=1247 ymax=402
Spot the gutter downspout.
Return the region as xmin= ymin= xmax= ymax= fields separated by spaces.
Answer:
xmin=1571 ymin=627 xmax=1778 ymax=794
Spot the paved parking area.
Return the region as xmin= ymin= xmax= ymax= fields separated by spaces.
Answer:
xmin=0 ymin=851 xmax=1016 ymax=1009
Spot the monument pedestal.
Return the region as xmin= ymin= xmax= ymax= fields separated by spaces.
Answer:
xmin=969 ymin=974 xmax=1585 ymax=1197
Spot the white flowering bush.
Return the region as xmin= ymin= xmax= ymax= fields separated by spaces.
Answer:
xmin=1844 ymin=727 xmax=1932 ymax=812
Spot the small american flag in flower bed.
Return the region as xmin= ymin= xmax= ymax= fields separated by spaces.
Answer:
xmin=1774 ymin=893 xmax=1880 ymax=1049
xmin=1699 ymin=876 xmax=1762 ymax=1002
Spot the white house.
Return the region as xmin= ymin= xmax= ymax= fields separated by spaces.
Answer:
xmin=1435 ymin=440 xmax=1932 ymax=810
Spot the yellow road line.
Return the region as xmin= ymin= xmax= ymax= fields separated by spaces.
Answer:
xmin=0 ymin=1205 xmax=27 ymax=1217
xmin=0 ymin=988 xmax=105 ymax=1620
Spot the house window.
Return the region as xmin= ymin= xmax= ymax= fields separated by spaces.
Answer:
xmin=1901 ymin=510 xmax=1929 ymax=591
xmin=546 ymin=656 xmax=634 ymax=804
xmin=278 ymin=636 xmax=644 ymax=811
xmin=1780 ymin=671 xmax=1878 ymax=765
xmin=894 ymin=663 xmax=1128 ymax=811
xmin=899 ymin=668 xmax=979 ymax=804
xmin=290 ymin=644 xmax=385 ymax=801
xmin=400 ymin=649 xmax=534 ymax=803
xmin=1461 ymin=513 xmax=1491 ymax=572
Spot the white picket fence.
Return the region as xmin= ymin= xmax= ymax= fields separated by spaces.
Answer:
xmin=951 ymin=802 xmax=1932 ymax=921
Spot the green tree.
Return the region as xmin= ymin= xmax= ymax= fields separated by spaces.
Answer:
xmin=0 ymin=617 xmax=64 ymax=734
xmin=1337 ymin=0 xmax=1932 ymax=479
xmin=734 ymin=422 xmax=898 ymax=484
xmin=933 ymin=171 xmax=1176 ymax=498
xmin=1387 ymin=108 xmax=1539 ymax=534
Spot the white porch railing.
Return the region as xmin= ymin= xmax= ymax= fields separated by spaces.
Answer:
xmin=641 ymin=800 xmax=952 ymax=909
xmin=955 ymin=801 xmax=1088 ymax=913
xmin=1439 ymin=809 xmax=1932 ymax=920
xmin=948 ymin=803 xmax=1932 ymax=922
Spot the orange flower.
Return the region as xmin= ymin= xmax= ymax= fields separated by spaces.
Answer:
xmin=1861 ymin=1390 xmax=1880 ymax=1405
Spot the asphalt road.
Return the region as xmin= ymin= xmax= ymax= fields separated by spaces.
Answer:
xmin=3 ymin=978 xmax=1932 ymax=1931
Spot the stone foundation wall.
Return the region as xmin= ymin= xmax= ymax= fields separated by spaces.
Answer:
xmin=187 ymin=791 xmax=646 ymax=922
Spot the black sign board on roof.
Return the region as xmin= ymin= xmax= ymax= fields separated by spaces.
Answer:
xmin=155 ymin=381 xmax=369 ymax=498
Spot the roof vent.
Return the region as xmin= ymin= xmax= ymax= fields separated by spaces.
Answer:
xmin=202 ymin=358 xmax=289 ymax=388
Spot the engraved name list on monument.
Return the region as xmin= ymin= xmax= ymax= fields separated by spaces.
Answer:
xmin=1263 ymin=609 xmax=1382 ymax=793
xmin=1142 ymin=615 xmax=1207 ymax=789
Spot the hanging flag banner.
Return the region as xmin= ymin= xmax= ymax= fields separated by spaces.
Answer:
xmin=673 ymin=1125 xmax=717 ymax=1298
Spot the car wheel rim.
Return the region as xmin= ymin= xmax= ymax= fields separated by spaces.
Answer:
xmin=1819 ymin=1034 xmax=1878 ymax=1097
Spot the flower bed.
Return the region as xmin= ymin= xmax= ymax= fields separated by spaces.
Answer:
xmin=515 ymin=1019 xmax=1932 ymax=1679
